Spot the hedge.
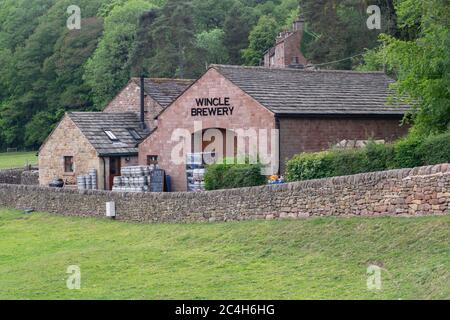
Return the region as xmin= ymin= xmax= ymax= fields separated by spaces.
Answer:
xmin=204 ymin=161 xmax=267 ymax=191
xmin=419 ymin=132 xmax=450 ymax=165
xmin=286 ymin=132 xmax=450 ymax=182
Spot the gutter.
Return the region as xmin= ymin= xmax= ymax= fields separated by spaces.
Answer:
xmin=101 ymin=157 xmax=107 ymax=191
xmin=275 ymin=113 xmax=406 ymax=119
xmin=275 ymin=115 xmax=281 ymax=176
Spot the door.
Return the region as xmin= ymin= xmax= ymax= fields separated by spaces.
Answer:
xmin=108 ymin=157 xmax=121 ymax=190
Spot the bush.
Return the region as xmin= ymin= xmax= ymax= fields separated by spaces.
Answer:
xmin=394 ymin=135 xmax=424 ymax=168
xmin=418 ymin=132 xmax=450 ymax=165
xmin=286 ymin=142 xmax=396 ymax=182
xmin=285 ymin=132 xmax=450 ymax=183
xmin=330 ymin=148 xmax=367 ymax=177
xmin=364 ymin=142 xmax=397 ymax=171
xmin=204 ymin=161 xmax=267 ymax=191
xmin=285 ymin=151 xmax=334 ymax=182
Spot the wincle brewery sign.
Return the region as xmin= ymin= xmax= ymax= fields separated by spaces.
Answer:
xmin=191 ymin=97 xmax=235 ymax=117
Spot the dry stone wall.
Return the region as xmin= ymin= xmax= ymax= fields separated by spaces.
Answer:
xmin=0 ymin=168 xmax=39 ymax=185
xmin=0 ymin=164 xmax=449 ymax=223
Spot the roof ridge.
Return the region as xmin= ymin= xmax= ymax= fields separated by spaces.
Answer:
xmin=211 ymin=64 xmax=386 ymax=75
xmin=69 ymin=111 xmax=138 ymax=115
xmin=131 ymin=77 xmax=194 ymax=82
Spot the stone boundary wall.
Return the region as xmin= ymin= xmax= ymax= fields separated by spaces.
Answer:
xmin=0 ymin=164 xmax=449 ymax=223
xmin=0 ymin=168 xmax=39 ymax=185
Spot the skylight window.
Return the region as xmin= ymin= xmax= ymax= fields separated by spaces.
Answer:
xmin=128 ymin=128 xmax=142 ymax=140
xmin=104 ymin=130 xmax=119 ymax=142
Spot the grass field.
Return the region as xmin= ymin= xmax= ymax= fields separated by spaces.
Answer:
xmin=0 ymin=152 xmax=38 ymax=169
xmin=0 ymin=208 xmax=449 ymax=300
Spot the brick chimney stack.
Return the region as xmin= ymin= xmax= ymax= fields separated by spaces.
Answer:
xmin=292 ymin=17 xmax=305 ymax=32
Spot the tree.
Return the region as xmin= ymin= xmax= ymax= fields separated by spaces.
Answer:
xmin=223 ymin=2 xmax=256 ymax=65
xmin=360 ymin=0 xmax=450 ymax=135
xmin=196 ymin=28 xmax=229 ymax=65
xmin=147 ymin=0 xmax=205 ymax=78
xmin=192 ymin=0 xmax=236 ymax=31
xmin=299 ymin=0 xmax=397 ymax=69
xmin=0 ymin=0 xmax=106 ymax=149
xmin=242 ymin=15 xmax=279 ymax=66
xmin=84 ymin=0 xmax=159 ymax=107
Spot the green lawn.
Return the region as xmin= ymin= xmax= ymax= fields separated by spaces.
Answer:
xmin=0 ymin=208 xmax=449 ymax=300
xmin=0 ymin=152 xmax=38 ymax=169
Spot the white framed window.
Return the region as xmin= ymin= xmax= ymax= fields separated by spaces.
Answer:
xmin=104 ymin=130 xmax=119 ymax=142
xmin=128 ymin=128 xmax=142 ymax=140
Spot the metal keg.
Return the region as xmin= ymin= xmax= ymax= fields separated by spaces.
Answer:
xmin=85 ymin=175 xmax=92 ymax=190
xmin=77 ymin=176 xmax=86 ymax=190
xmin=113 ymin=176 xmax=122 ymax=186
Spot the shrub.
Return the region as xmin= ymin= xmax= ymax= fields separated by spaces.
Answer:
xmin=285 ymin=151 xmax=334 ymax=182
xmin=394 ymin=135 xmax=424 ymax=168
xmin=285 ymin=132 xmax=450 ymax=183
xmin=418 ymin=132 xmax=450 ymax=165
xmin=330 ymin=148 xmax=367 ymax=176
xmin=286 ymin=142 xmax=396 ymax=182
xmin=204 ymin=161 xmax=266 ymax=191
xmin=364 ymin=142 xmax=397 ymax=171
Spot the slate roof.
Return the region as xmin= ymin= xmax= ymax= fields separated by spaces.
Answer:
xmin=212 ymin=65 xmax=410 ymax=116
xmin=132 ymin=78 xmax=194 ymax=108
xmin=68 ymin=112 xmax=148 ymax=156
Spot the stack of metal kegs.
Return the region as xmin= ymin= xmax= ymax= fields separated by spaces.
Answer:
xmin=112 ymin=165 xmax=159 ymax=193
xmin=186 ymin=153 xmax=209 ymax=192
xmin=77 ymin=169 xmax=98 ymax=191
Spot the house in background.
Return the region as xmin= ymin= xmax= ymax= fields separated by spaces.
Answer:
xmin=264 ymin=17 xmax=309 ymax=68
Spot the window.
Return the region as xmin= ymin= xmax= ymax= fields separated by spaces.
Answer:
xmin=128 ymin=128 xmax=142 ymax=140
xmin=64 ymin=156 xmax=74 ymax=173
xmin=104 ymin=130 xmax=119 ymax=142
xmin=147 ymin=155 xmax=158 ymax=166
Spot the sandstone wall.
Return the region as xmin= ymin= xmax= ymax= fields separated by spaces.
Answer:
xmin=38 ymin=116 xmax=102 ymax=188
xmin=0 ymin=164 xmax=449 ymax=223
xmin=279 ymin=117 xmax=409 ymax=173
xmin=138 ymin=68 xmax=276 ymax=192
xmin=103 ymin=80 xmax=161 ymax=131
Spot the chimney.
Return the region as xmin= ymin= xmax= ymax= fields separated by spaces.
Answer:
xmin=140 ymin=75 xmax=146 ymax=130
xmin=292 ymin=16 xmax=305 ymax=32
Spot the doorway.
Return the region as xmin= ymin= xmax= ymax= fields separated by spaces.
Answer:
xmin=108 ymin=157 xmax=121 ymax=190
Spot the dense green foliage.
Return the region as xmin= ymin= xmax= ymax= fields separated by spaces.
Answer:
xmin=1 ymin=208 xmax=449 ymax=299
xmin=300 ymin=0 xmax=398 ymax=69
xmin=286 ymin=143 xmax=394 ymax=182
xmin=418 ymin=132 xmax=450 ymax=166
xmin=204 ymin=161 xmax=266 ymax=190
xmin=286 ymin=133 xmax=450 ymax=182
xmin=359 ymin=0 xmax=450 ymax=136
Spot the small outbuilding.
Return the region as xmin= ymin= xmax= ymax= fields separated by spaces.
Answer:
xmin=39 ymin=77 xmax=193 ymax=190
xmin=39 ymin=112 xmax=148 ymax=190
